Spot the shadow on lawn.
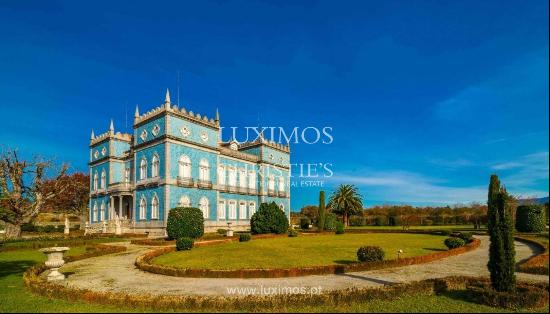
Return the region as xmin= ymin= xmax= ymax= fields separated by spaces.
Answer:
xmin=333 ymin=259 xmax=357 ymax=265
xmin=0 ymin=260 xmax=36 ymax=278
xmin=423 ymin=248 xmax=447 ymax=252
xmin=335 ymin=273 xmax=397 ymax=286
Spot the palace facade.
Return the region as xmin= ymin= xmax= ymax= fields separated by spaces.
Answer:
xmin=88 ymin=90 xmax=290 ymax=235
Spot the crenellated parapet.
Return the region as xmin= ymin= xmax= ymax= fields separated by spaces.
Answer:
xmin=90 ymin=131 xmax=132 ymax=146
xmin=238 ymin=136 xmax=291 ymax=153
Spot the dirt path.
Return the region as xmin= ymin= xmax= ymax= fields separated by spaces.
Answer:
xmin=59 ymin=236 xmax=548 ymax=296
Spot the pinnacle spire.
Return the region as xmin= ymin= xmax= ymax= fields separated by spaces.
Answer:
xmin=109 ymin=119 xmax=114 ymax=132
xmin=91 ymin=129 xmax=95 ymax=140
xmin=134 ymin=105 xmax=140 ymax=118
xmin=164 ymin=88 xmax=171 ymax=104
xmin=215 ymin=108 xmax=220 ymax=121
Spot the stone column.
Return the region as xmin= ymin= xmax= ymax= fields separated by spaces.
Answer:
xmin=118 ymin=196 xmax=123 ymax=218
xmin=109 ymin=196 xmax=114 ymax=220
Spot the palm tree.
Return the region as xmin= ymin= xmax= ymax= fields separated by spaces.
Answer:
xmin=328 ymin=184 xmax=363 ymax=226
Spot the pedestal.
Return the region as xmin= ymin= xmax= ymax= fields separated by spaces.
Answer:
xmin=226 ymin=222 xmax=233 ymax=237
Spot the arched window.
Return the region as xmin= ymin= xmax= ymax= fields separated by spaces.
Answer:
xmin=139 ymin=197 xmax=146 ymax=220
xmin=140 ymin=158 xmax=147 ymax=180
xmin=268 ymin=175 xmax=275 ymax=191
xmin=228 ymin=200 xmax=237 ymax=219
xmin=228 ymin=167 xmax=237 ymax=186
xmin=239 ymin=169 xmax=247 ymax=188
xmin=278 ymin=176 xmax=285 ymax=192
xmin=152 ymin=154 xmax=160 ymax=178
xmin=218 ymin=200 xmax=226 ymax=219
xmin=249 ymin=202 xmax=256 ymax=217
xmin=239 ymin=201 xmax=247 ymax=219
xmin=178 ymin=195 xmax=190 ymax=207
xmin=248 ymin=170 xmax=256 ymax=190
xmin=199 ymin=197 xmax=209 ymax=219
xmin=93 ymin=171 xmax=98 ymax=191
xmin=151 ymin=195 xmax=159 ymax=219
xmin=100 ymin=202 xmax=105 ymax=221
xmin=199 ymin=159 xmax=210 ymax=181
xmin=92 ymin=202 xmax=98 ymax=222
xmin=217 ymin=165 xmax=226 ymax=185
xmin=178 ymin=155 xmax=191 ymax=178
xmin=100 ymin=170 xmax=106 ymax=189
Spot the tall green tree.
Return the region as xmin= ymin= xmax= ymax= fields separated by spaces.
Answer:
xmin=487 ymin=174 xmax=516 ymax=292
xmin=328 ymin=184 xmax=363 ymax=226
xmin=317 ymin=190 xmax=326 ymax=232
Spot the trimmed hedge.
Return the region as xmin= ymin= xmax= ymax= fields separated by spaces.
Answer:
xmin=166 ymin=207 xmax=204 ymax=240
xmin=444 ymin=237 xmax=465 ymax=249
xmin=239 ymin=233 xmax=251 ymax=242
xmin=324 ymin=213 xmax=337 ymax=231
xmin=515 ymin=205 xmax=546 ymax=233
xmin=250 ymin=202 xmax=289 ymax=234
xmin=357 ymin=246 xmax=385 ymax=262
xmin=176 ymin=237 xmax=194 ymax=251
xmin=335 ymin=221 xmax=345 ymax=234
xmin=467 ymin=280 xmax=549 ymax=309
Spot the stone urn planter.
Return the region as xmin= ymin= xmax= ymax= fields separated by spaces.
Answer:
xmin=39 ymin=247 xmax=69 ymax=281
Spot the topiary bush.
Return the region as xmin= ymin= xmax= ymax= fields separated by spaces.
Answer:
xmin=335 ymin=221 xmax=345 ymax=234
xmin=349 ymin=216 xmax=367 ymax=226
xmin=458 ymin=232 xmax=474 ymax=243
xmin=324 ymin=213 xmax=337 ymax=231
xmin=300 ymin=217 xmax=311 ymax=230
xmin=217 ymin=229 xmax=227 ymax=235
xmin=176 ymin=237 xmax=194 ymax=251
xmin=444 ymin=237 xmax=465 ymax=249
xmin=357 ymin=246 xmax=385 ymax=262
xmin=166 ymin=207 xmax=204 ymax=240
xmin=239 ymin=233 xmax=251 ymax=242
xmin=515 ymin=205 xmax=546 ymax=233
xmin=250 ymin=202 xmax=289 ymax=234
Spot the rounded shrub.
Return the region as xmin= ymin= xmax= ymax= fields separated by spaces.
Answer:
xmin=239 ymin=233 xmax=251 ymax=242
xmin=217 ymin=228 xmax=227 ymax=235
xmin=166 ymin=207 xmax=204 ymax=240
xmin=458 ymin=232 xmax=474 ymax=243
xmin=250 ymin=202 xmax=289 ymax=234
xmin=444 ymin=237 xmax=465 ymax=249
xmin=300 ymin=217 xmax=311 ymax=230
xmin=335 ymin=221 xmax=345 ymax=234
xmin=324 ymin=213 xmax=337 ymax=231
xmin=176 ymin=237 xmax=194 ymax=251
xmin=515 ymin=205 xmax=546 ymax=233
xmin=357 ymin=246 xmax=385 ymax=262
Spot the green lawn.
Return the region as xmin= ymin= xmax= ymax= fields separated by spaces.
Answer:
xmin=153 ymin=233 xmax=448 ymax=270
xmin=347 ymin=224 xmax=483 ymax=230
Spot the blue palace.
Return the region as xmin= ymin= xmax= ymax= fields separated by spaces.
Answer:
xmin=88 ymin=90 xmax=290 ymax=235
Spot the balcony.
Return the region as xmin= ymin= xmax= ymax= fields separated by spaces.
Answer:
xmin=267 ymin=189 xmax=276 ymax=197
xmin=278 ymin=191 xmax=288 ymax=198
xmin=136 ymin=177 xmax=159 ymax=188
xmin=91 ymin=188 xmax=107 ymax=195
xmin=177 ymin=176 xmax=194 ymax=187
xmin=197 ymin=179 xmax=213 ymax=189
xmin=109 ymin=182 xmax=132 ymax=193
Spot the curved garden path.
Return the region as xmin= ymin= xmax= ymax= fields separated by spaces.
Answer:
xmin=59 ymin=236 xmax=548 ymax=296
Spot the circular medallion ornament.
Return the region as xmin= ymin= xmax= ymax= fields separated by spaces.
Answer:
xmin=200 ymin=131 xmax=209 ymax=142
xmin=101 ymin=147 xmax=107 ymax=156
xmin=152 ymin=124 xmax=160 ymax=136
xmin=269 ymin=153 xmax=274 ymax=160
xmin=180 ymin=126 xmax=190 ymax=138
xmin=94 ymin=150 xmax=99 ymax=159
xmin=140 ymin=129 xmax=148 ymax=141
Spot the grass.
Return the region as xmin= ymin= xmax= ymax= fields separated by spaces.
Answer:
xmin=153 ymin=233 xmax=448 ymax=270
xmin=347 ymin=224 xmax=484 ymax=230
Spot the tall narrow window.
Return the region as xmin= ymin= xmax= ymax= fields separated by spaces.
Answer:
xmin=140 ymin=158 xmax=147 ymax=180
xmin=152 ymin=154 xmax=159 ymax=178
xmin=92 ymin=202 xmax=98 ymax=222
xmin=178 ymin=195 xmax=190 ymax=207
xmin=249 ymin=202 xmax=256 ymax=217
xmin=199 ymin=159 xmax=210 ymax=181
xmin=248 ymin=170 xmax=256 ymax=190
xmin=93 ymin=171 xmax=98 ymax=191
xmin=100 ymin=170 xmax=106 ymax=189
xmin=239 ymin=201 xmax=247 ymax=219
xmin=139 ymin=197 xmax=146 ymax=220
xmin=151 ymin=195 xmax=159 ymax=219
xmin=278 ymin=177 xmax=285 ymax=192
xmin=268 ymin=175 xmax=275 ymax=191
xmin=228 ymin=201 xmax=237 ymax=219
xmin=218 ymin=200 xmax=226 ymax=219
xmin=124 ymin=168 xmax=130 ymax=183
xmin=100 ymin=202 xmax=105 ymax=221
xmin=239 ymin=169 xmax=247 ymax=188
xmin=199 ymin=197 xmax=209 ymax=219
xmin=178 ymin=155 xmax=191 ymax=178
xmin=228 ymin=167 xmax=237 ymax=186
xmin=217 ymin=165 xmax=226 ymax=185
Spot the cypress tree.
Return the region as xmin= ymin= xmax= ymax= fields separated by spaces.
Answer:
xmin=318 ymin=190 xmax=326 ymax=232
xmin=487 ymin=174 xmax=516 ymax=292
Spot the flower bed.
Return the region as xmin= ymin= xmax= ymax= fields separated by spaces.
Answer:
xmin=0 ymin=234 xmax=141 ymax=252
xmin=135 ymin=237 xmax=480 ymax=278
xmin=515 ymin=236 xmax=549 ymax=275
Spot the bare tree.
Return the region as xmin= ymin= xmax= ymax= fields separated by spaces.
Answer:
xmin=0 ymin=149 xmax=69 ymax=238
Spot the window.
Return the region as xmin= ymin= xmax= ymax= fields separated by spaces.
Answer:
xmin=124 ymin=168 xmax=130 ymax=183
xmin=239 ymin=202 xmax=247 ymax=219
xmin=248 ymin=170 xmax=256 ymax=190
xmin=100 ymin=202 xmax=105 ymax=221
xmin=199 ymin=159 xmax=210 ymax=181
xmin=217 ymin=165 xmax=226 ymax=185
xmin=139 ymin=197 xmax=146 ymax=220
xmin=239 ymin=169 xmax=247 ymax=188
xmin=92 ymin=202 xmax=98 ymax=222
xmin=268 ymin=175 xmax=275 ymax=191
xmin=140 ymin=158 xmax=147 ymax=180
xmin=152 ymin=154 xmax=160 ymax=178
xmin=249 ymin=202 xmax=256 ymax=217
xmin=100 ymin=170 xmax=106 ymax=189
xmin=151 ymin=195 xmax=159 ymax=219
xmin=199 ymin=197 xmax=209 ymax=219
xmin=178 ymin=155 xmax=191 ymax=178
xmin=218 ymin=200 xmax=226 ymax=219
xmin=228 ymin=201 xmax=237 ymax=219
xmin=178 ymin=195 xmax=190 ymax=207
xmin=93 ymin=171 xmax=98 ymax=191
xmin=278 ymin=176 xmax=285 ymax=192
xmin=228 ymin=167 xmax=237 ymax=186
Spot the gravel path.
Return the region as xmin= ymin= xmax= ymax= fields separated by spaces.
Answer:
xmin=59 ymin=236 xmax=548 ymax=296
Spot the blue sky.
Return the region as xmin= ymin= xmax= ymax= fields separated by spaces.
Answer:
xmin=0 ymin=0 xmax=548 ymax=210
